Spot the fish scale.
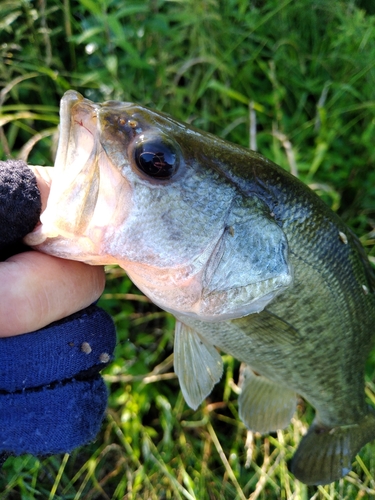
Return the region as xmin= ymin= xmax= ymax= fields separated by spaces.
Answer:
xmin=26 ymin=90 xmax=375 ymax=486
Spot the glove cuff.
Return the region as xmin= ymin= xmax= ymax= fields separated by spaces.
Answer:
xmin=0 ymin=305 xmax=116 ymax=456
xmin=0 ymin=377 xmax=108 ymax=455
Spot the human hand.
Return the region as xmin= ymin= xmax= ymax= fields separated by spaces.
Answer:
xmin=0 ymin=165 xmax=105 ymax=337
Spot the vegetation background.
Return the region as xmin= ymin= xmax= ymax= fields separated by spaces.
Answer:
xmin=1 ymin=0 xmax=375 ymax=498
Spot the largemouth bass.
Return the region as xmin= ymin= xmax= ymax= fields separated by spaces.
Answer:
xmin=26 ymin=90 xmax=375 ymax=485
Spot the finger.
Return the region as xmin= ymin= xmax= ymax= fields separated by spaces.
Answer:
xmin=0 ymin=252 xmax=106 ymax=337
xmin=27 ymin=165 xmax=54 ymax=212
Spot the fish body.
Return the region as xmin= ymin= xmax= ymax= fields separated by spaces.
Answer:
xmin=26 ymin=90 xmax=375 ymax=485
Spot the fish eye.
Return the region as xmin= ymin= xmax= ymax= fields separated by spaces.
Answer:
xmin=134 ymin=137 xmax=179 ymax=179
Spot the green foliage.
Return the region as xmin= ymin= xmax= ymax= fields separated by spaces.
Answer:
xmin=1 ymin=0 xmax=375 ymax=498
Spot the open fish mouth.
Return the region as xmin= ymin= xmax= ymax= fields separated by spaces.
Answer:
xmin=48 ymin=91 xmax=101 ymax=235
xmin=24 ymin=91 xmax=133 ymax=264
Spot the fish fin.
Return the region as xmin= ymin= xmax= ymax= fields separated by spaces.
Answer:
xmin=174 ymin=321 xmax=223 ymax=410
xmin=237 ymin=310 xmax=302 ymax=346
xmin=351 ymin=230 xmax=375 ymax=292
xmin=238 ymin=364 xmax=297 ymax=433
xmin=290 ymin=409 xmax=375 ymax=485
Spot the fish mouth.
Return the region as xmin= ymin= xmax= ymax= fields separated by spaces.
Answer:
xmin=25 ymin=91 xmax=101 ymax=249
xmin=54 ymin=90 xmax=100 ymax=184
xmin=25 ymin=91 xmax=133 ymax=264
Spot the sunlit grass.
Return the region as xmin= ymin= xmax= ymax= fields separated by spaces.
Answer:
xmin=1 ymin=0 xmax=375 ymax=498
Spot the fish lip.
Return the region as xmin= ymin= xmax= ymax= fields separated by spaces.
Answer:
xmin=54 ymin=90 xmax=83 ymax=173
xmin=101 ymin=99 xmax=135 ymax=108
xmin=54 ymin=90 xmax=101 ymax=172
xmin=25 ymin=91 xmax=103 ymax=246
xmin=56 ymin=91 xmax=135 ymax=173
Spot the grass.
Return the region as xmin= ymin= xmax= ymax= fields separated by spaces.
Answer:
xmin=1 ymin=0 xmax=375 ymax=498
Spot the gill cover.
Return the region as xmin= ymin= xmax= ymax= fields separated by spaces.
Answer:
xmin=195 ymin=195 xmax=292 ymax=320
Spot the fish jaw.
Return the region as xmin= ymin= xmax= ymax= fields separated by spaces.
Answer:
xmin=25 ymin=91 xmax=134 ymax=265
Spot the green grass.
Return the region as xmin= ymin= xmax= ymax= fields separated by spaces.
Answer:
xmin=1 ymin=0 xmax=375 ymax=498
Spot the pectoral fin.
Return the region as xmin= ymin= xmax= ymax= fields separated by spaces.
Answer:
xmin=174 ymin=321 xmax=223 ymax=410
xmin=238 ymin=364 xmax=297 ymax=433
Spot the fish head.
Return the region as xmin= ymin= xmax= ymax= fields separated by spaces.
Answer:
xmin=26 ymin=90 xmax=292 ymax=321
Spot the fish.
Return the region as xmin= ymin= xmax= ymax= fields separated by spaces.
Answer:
xmin=25 ymin=90 xmax=375 ymax=485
